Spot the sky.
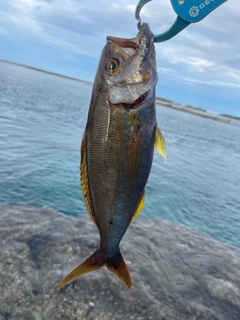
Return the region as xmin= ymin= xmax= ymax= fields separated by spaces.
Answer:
xmin=0 ymin=0 xmax=239 ymax=116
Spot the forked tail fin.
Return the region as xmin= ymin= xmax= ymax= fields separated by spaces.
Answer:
xmin=105 ymin=252 xmax=132 ymax=289
xmin=57 ymin=248 xmax=132 ymax=290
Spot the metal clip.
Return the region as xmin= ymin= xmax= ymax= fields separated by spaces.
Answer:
xmin=135 ymin=0 xmax=228 ymax=42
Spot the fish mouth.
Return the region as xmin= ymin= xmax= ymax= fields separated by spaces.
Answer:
xmin=106 ymin=37 xmax=139 ymax=57
xmin=137 ymin=23 xmax=155 ymax=60
xmin=111 ymin=90 xmax=149 ymax=110
xmin=107 ymin=23 xmax=154 ymax=61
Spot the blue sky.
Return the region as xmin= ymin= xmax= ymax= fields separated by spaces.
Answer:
xmin=0 ymin=0 xmax=239 ymax=116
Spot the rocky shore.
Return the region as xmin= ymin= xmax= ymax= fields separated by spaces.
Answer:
xmin=1 ymin=204 xmax=240 ymax=320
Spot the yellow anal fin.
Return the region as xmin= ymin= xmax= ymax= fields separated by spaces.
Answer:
xmin=57 ymin=249 xmax=132 ymax=290
xmin=131 ymin=192 xmax=145 ymax=222
xmin=154 ymin=124 xmax=167 ymax=162
xmin=80 ymin=133 xmax=97 ymax=225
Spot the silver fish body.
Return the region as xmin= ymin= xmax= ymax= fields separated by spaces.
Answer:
xmin=57 ymin=23 xmax=166 ymax=290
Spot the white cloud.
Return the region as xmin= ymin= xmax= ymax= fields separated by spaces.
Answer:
xmin=0 ymin=0 xmax=239 ymax=91
xmin=152 ymin=0 xmax=240 ymax=90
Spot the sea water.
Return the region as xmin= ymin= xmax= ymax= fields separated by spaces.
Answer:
xmin=0 ymin=61 xmax=240 ymax=247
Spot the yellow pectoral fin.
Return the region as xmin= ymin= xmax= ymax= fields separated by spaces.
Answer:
xmin=80 ymin=133 xmax=97 ymax=225
xmin=154 ymin=124 xmax=167 ymax=162
xmin=131 ymin=192 xmax=145 ymax=222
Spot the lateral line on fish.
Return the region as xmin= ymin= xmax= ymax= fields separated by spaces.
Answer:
xmin=105 ymin=107 xmax=110 ymax=141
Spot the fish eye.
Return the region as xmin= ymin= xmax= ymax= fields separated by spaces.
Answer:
xmin=106 ymin=59 xmax=119 ymax=73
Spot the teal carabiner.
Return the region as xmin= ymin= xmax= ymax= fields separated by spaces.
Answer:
xmin=135 ymin=0 xmax=228 ymax=43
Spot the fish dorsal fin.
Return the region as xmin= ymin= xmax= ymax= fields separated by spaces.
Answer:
xmin=154 ymin=124 xmax=167 ymax=162
xmin=80 ymin=133 xmax=97 ymax=225
xmin=131 ymin=192 xmax=145 ymax=222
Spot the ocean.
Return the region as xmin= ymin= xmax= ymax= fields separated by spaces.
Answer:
xmin=1 ymin=60 xmax=240 ymax=248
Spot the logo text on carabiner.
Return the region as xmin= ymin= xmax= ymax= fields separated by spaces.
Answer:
xmin=189 ymin=0 xmax=214 ymax=18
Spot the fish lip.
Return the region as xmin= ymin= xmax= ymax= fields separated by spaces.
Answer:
xmin=137 ymin=23 xmax=155 ymax=60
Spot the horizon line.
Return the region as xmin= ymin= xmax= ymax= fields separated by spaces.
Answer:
xmin=1 ymin=58 xmax=239 ymax=126
xmin=0 ymin=59 xmax=93 ymax=85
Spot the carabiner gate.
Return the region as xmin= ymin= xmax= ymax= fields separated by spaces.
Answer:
xmin=135 ymin=0 xmax=228 ymax=43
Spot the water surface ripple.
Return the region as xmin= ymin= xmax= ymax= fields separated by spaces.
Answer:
xmin=0 ymin=61 xmax=239 ymax=247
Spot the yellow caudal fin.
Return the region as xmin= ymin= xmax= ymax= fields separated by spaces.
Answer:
xmin=154 ymin=124 xmax=166 ymax=162
xmin=57 ymin=249 xmax=132 ymax=290
xmin=57 ymin=250 xmax=104 ymax=290
xmin=106 ymin=251 xmax=132 ymax=290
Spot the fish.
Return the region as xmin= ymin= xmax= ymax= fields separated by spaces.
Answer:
xmin=57 ymin=22 xmax=166 ymax=291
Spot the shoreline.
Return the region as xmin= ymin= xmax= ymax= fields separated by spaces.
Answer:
xmin=0 ymin=59 xmax=92 ymax=85
xmin=1 ymin=59 xmax=239 ymax=127
xmin=156 ymin=100 xmax=240 ymax=127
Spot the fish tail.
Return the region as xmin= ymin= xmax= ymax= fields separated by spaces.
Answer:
xmin=57 ymin=248 xmax=132 ymax=290
xmin=106 ymin=250 xmax=132 ymax=290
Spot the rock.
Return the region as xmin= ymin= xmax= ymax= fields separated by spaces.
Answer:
xmin=0 ymin=204 xmax=240 ymax=320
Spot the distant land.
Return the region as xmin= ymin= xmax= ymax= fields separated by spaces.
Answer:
xmin=1 ymin=59 xmax=239 ymax=127
xmin=156 ymin=97 xmax=240 ymax=127
xmin=0 ymin=59 xmax=92 ymax=85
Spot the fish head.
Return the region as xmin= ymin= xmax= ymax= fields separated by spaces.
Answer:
xmin=95 ymin=23 xmax=157 ymax=108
